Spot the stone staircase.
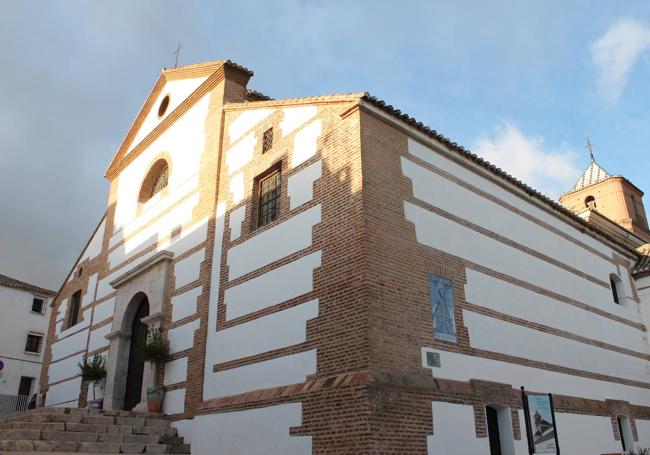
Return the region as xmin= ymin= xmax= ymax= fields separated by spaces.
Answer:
xmin=0 ymin=407 xmax=190 ymax=453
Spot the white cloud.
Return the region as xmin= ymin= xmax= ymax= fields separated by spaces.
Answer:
xmin=472 ymin=123 xmax=581 ymax=199
xmin=592 ymin=19 xmax=650 ymax=104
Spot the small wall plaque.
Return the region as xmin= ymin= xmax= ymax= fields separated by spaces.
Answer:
xmin=426 ymin=351 xmax=441 ymax=368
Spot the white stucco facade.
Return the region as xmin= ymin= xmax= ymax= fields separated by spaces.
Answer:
xmin=0 ymin=279 xmax=53 ymax=399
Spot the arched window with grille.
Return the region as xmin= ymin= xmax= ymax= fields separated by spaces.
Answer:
xmin=138 ymin=159 xmax=170 ymax=203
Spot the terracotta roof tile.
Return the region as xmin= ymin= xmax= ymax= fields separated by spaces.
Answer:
xmin=634 ymin=245 xmax=650 ymax=277
xmin=226 ymin=93 xmax=363 ymax=110
xmin=0 ymin=273 xmax=55 ymax=296
xmin=245 ymin=89 xmax=272 ymax=102
xmin=162 ymin=59 xmax=254 ymax=77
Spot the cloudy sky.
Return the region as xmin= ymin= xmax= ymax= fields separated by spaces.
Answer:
xmin=1 ymin=1 xmax=650 ymax=289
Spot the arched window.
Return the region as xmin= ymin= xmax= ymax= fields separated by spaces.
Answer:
xmin=138 ymin=159 xmax=169 ymax=203
xmin=585 ymin=195 xmax=596 ymax=210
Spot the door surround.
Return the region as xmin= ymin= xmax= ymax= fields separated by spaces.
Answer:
xmin=103 ymin=251 xmax=173 ymax=410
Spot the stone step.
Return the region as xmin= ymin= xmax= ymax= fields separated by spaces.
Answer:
xmin=3 ymin=415 xmax=172 ymax=429
xmin=0 ymin=409 xmax=166 ymax=425
xmin=0 ymin=429 xmax=184 ymax=444
xmin=0 ymin=439 xmax=191 ymax=453
xmin=0 ymin=422 xmax=178 ymax=438
xmin=130 ymin=426 xmax=177 ymax=437
xmin=2 ymin=407 xmax=164 ymax=417
xmin=0 ymin=422 xmax=66 ymax=431
xmin=0 ymin=408 xmax=188 ymax=454
xmin=0 ymin=430 xmax=42 ymax=440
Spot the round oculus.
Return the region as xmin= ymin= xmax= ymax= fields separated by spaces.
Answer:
xmin=158 ymin=95 xmax=170 ymax=117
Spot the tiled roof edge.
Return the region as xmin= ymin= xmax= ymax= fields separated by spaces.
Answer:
xmin=633 ymin=245 xmax=650 ymax=277
xmin=359 ymin=93 xmax=640 ymax=257
xmin=162 ymin=59 xmax=254 ymax=77
xmin=226 ymin=92 xmax=364 ymax=110
xmin=52 ymin=212 xmax=108 ymax=304
xmin=223 ymin=60 xmax=254 ymax=76
xmin=0 ymin=274 xmax=55 ymax=296
xmin=245 ymin=89 xmax=273 ymax=102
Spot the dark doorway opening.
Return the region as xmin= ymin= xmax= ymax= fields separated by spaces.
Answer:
xmin=123 ymin=295 xmax=149 ymax=410
xmin=18 ymin=377 xmax=33 ymax=396
xmin=618 ymin=417 xmax=627 ymax=452
xmin=486 ymin=405 xmax=503 ymax=455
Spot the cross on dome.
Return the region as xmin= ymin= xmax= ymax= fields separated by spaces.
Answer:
xmin=568 ymin=138 xmax=612 ymax=192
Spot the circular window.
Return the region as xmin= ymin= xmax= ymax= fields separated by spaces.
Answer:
xmin=158 ymin=95 xmax=170 ymax=117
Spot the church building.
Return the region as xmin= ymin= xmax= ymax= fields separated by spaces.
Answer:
xmin=39 ymin=60 xmax=650 ymax=454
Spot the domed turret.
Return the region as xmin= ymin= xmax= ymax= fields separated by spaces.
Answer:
xmin=559 ymin=144 xmax=649 ymax=245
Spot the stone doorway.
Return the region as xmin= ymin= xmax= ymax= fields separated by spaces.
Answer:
xmin=123 ymin=293 xmax=149 ymax=410
xmin=103 ymin=251 xmax=173 ymax=411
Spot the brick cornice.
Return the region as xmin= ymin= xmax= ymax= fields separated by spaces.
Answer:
xmin=194 ymin=369 xmax=650 ymax=421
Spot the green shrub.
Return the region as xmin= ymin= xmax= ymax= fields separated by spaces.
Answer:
xmin=77 ymin=354 xmax=107 ymax=384
xmin=136 ymin=327 xmax=172 ymax=365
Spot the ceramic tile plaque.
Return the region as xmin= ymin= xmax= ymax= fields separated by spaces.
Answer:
xmin=429 ymin=274 xmax=457 ymax=343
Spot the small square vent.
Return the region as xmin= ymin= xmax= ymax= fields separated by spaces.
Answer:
xmin=426 ymin=351 xmax=441 ymax=368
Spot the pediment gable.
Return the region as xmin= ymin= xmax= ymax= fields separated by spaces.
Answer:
xmin=127 ymin=75 xmax=208 ymax=155
xmin=105 ymin=60 xmax=252 ymax=179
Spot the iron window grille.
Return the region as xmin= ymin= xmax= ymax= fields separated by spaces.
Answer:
xmin=258 ymin=169 xmax=281 ymax=227
xmin=262 ymin=128 xmax=273 ymax=153
xmin=149 ymin=165 xmax=169 ymax=199
xmin=25 ymin=334 xmax=42 ymax=353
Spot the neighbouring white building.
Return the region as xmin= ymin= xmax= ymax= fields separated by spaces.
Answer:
xmin=0 ymin=274 xmax=55 ymax=401
xmin=38 ymin=59 xmax=650 ymax=454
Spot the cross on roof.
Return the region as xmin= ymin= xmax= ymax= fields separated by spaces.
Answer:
xmin=174 ymin=42 xmax=183 ymax=68
xmin=586 ymin=137 xmax=595 ymax=162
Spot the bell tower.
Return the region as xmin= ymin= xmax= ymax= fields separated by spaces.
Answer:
xmin=559 ymin=151 xmax=650 ymax=244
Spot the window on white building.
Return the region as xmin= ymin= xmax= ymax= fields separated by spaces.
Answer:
xmin=610 ymin=274 xmax=624 ymax=305
xmin=24 ymin=333 xmax=43 ymax=353
xmin=31 ymin=297 xmax=45 ymax=314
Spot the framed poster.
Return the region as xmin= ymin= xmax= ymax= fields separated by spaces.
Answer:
xmin=522 ymin=389 xmax=560 ymax=454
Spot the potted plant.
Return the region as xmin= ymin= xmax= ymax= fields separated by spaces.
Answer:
xmin=77 ymin=353 xmax=107 ymax=409
xmin=136 ymin=327 xmax=171 ymax=413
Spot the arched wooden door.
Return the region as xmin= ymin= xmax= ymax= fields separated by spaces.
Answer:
xmin=123 ymin=296 xmax=149 ymax=410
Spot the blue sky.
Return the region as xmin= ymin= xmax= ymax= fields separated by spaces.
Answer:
xmin=1 ymin=0 xmax=649 ymax=288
